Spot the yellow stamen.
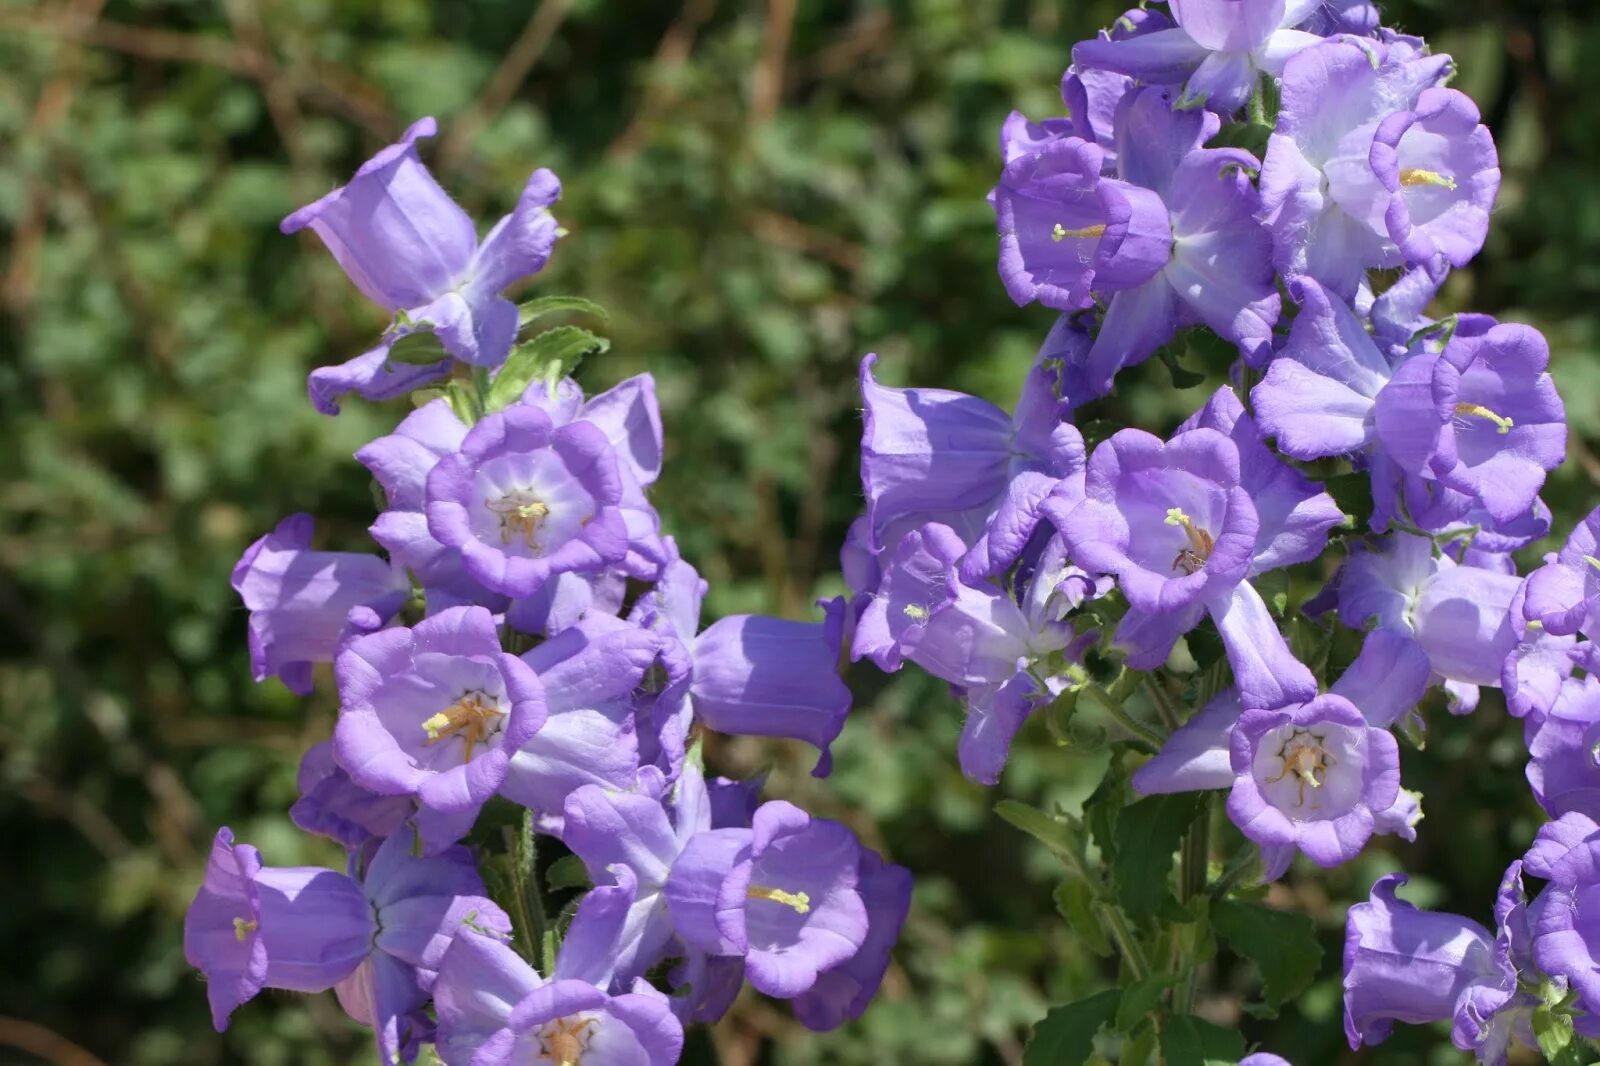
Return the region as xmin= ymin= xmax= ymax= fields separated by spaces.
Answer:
xmin=233 ymin=917 xmax=258 ymax=941
xmin=1264 ymin=729 xmax=1336 ymax=809
xmin=1454 ymin=402 xmax=1515 ymax=435
xmin=1583 ymin=555 xmax=1600 ymax=575
xmin=421 ymin=692 xmax=505 ymax=763
xmin=1164 ymin=507 xmax=1216 ymax=575
xmin=1052 ymin=223 xmax=1106 ymax=242
xmin=902 ymin=604 xmax=929 ymax=622
xmin=1400 ymin=168 xmax=1457 ymax=190
xmin=485 ymin=491 xmax=550 ymax=549
xmin=747 ymin=885 xmax=813 ymax=914
xmin=538 ymin=1016 xmax=597 ymax=1065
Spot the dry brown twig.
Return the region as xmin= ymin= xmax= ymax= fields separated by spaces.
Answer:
xmin=440 ymin=0 xmax=574 ymax=172
xmin=608 ymin=0 xmax=719 ymax=160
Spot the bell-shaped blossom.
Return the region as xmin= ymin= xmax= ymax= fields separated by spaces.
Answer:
xmin=184 ymin=828 xmax=509 ymax=1062
xmin=1343 ymin=871 xmax=1532 ymax=1062
xmin=1072 ymin=0 xmax=1324 ymax=114
xmin=1526 ymin=677 xmax=1600 ymax=821
xmin=425 ymin=405 xmax=631 ymax=598
xmin=432 ymin=873 xmax=683 ymax=1066
xmin=1532 ymin=843 xmax=1600 ymax=1018
xmin=1374 ymin=317 xmax=1564 ymax=525
xmin=791 ymin=851 xmax=913 ymax=1032
xmin=993 ymin=136 xmax=1172 ymax=311
xmin=289 ymin=740 xmax=414 ymax=851
xmin=282 ymin=117 xmax=562 ymax=413
xmin=1226 ymin=695 xmax=1400 ymax=875
xmin=1050 ymin=408 xmax=1331 ymax=709
xmin=333 ymin=606 xmax=548 ymax=853
xmin=1259 ymin=37 xmax=1453 ymax=296
xmin=1056 ymin=8 xmax=1169 ymax=158
xmin=665 ymin=801 xmax=869 ymax=1000
xmin=690 ymin=600 xmax=853 ymax=776
xmin=231 ymin=513 xmax=410 ymax=694
xmin=859 ymin=354 xmax=1084 ymax=571
xmin=1064 ymin=89 xmax=1280 ymax=393
xmin=1524 ymin=507 xmax=1600 ymax=639
xmin=854 ymin=523 xmax=1099 ymax=782
xmin=500 ymin=615 xmax=666 ymax=835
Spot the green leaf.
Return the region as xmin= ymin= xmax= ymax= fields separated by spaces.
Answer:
xmin=1158 ymin=1014 xmax=1247 ymax=1066
xmin=1157 ymin=344 xmax=1206 ymax=389
xmin=1112 ymin=793 xmax=1203 ymax=921
xmin=484 ymin=325 xmax=611 ymax=411
xmin=996 ymin=800 xmax=1088 ymax=875
xmin=517 ymin=294 xmax=610 ymax=330
xmin=545 ymin=854 xmax=591 ymax=893
xmin=1114 ymin=973 xmax=1177 ymax=1033
xmin=1054 ymin=879 xmax=1112 ymax=958
xmin=386 ymin=329 xmax=450 ymax=365
xmin=1210 ymin=899 xmax=1323 ymax=1014
xmin=1324 ymin=471 xmax=1374 ymax=532
xmin=445 ymin=379 xmax=485 ymax=426
xmin=1023 ymin=989 xmax=1121 ymax=1066
xmin=1121 ymin=1024 xmax=1158 ymax=1066
xmin=1533 ymin=1005 xmax=1587 ymax=1066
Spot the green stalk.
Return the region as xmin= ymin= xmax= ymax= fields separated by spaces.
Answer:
xmin=1172 ymin=795 xmax=1212 ymax=1015
xmin=1096 ymin=900 xmax=1150 ymax=983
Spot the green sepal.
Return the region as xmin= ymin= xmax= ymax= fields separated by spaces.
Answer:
xmin=485 ymin=325 xmax=611 ymax=412
xmin=386 ymin=329 xmax=451 ymax=366
xmin=1023 ymin=989 xmax=1121 ymax=1066
xmin=1532 ymin=1004 xmax=1587 ymax=1066
xmin=445 ymin=379 xmax=485 ymax=427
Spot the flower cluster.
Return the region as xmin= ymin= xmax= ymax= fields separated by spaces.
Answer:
xmin=839 ymin=1 xmax=1598 ymax=1060
xmin=186 ymin=121 xmax=909 ymax=1063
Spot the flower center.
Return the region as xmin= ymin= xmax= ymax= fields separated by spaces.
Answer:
xmin=1265 ymin=728 xmax=1335 ymax=810
xmin=747 ymin=884 xmax=813 ymax=914
xmin=1052 ymin=223 xmax=1106 ymax=242
xmin=486 ymin=489 xmax=550 ymax=549
xmin=421 ymin=691 xmax=505 ymax=763
xmin=1400 ymin=168 xmax=1457 ymax=190
xmin=1453 ymin=402 xmax=1514 ymax=435
xmin=538 ymin=1015 xmax=597 ymax=1066
xmin=1164 ymin=507 xmax=1215 ymax=576
xmin=233 ymin=917 xmax=257 ymax=941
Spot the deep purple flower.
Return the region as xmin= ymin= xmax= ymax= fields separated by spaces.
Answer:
xmin=791 ymin=851 xmax=913 ymax=1032
xmin=1526 ymin=677 xmax=1600 ymax=821
xmin=500 ymin=615 xmax=664 ymax=835
xmin=858 ymin=354 xmax=1084 ymax=568
xmin=230 ymin=513 xmax=409 ymax=694
xmin=432 ymin=871 xmax=683 ymax=1066
xmin=282 ymin=117 xmax=561 ymax=413
xmin=425 ymin=405 xmax=631 ymax=598
xmin=1342 ymin=873 xmax=1509 ymax=1054
xmin=184 ymin=828 xmax=509 ymax=1062
xmin=1227 ymin=695 xmax=1400 ymax=874
xmin=690 ymin=601 xmax=853 ymax=776
xmin=1259 ymin=38 xmax=1452 ymax=296
xmin=665 ymin=801 xmax=869 ymax=1000
xmin=993 ymin=136 xmax=1171 ymax=311
xmin=333 ymin=606 xmax=548 ymax=853
xmin=1072 ymin=0 xmax=1324 ymax=114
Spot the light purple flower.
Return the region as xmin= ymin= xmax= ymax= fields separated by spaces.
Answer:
xmin=858 ymin=354 xmax=1085 ymax=568
xmin=230 ymin=513 xmax=409 ymax=694
xmin=333 ymin=606 xmax=548 ymax=853
xmin=792 ymin=851 xmax=913 ymax=1032
xmin=425 ymin=405 xmax=632 ymax=599
xmin=665 ymin=801 xmax=869 ymax=1000
xmin=1072 ymin=0 xmax=1324 ymax=114
xmin=184 ymin=828 xmax=509 ymax=1063
xmin=432 ymin=872 xmax=683 ymax=1066
xmin=1528 ymin=677 xmax=1600 ymax=823
xmin=282 ymin=117 xmax=562 ymax=413
xmin=289 ymin=739 xmax=414 ymax=851
xmin=1259 ymin=38 xmax=1452 ymax=296
xmin=690 ymin=601 xmax=853 ymax=776
xmin=1524 ymin=506 xmax=1600 ymax=639
xmin=1226 ymin=695 xmax=1400 ymax=873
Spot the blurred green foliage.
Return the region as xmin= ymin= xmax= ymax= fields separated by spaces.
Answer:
xmin=1 ymin=0 xmax=1597 ymax=1062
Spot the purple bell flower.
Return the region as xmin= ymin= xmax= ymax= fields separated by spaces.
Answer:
xmin=425 ymin=405 xmax=632 ymax=599
xmin=1524 ymin=507 xmax=1600 ymax=639
xmin=289 ymin=740 xmax=414 ymax=851
xmin=858 ymin=354 xmax=1084 ymax=567
xmin=432 ymin=871 xmax=683 ymax=1066
xmin=1072 ymin=0 xmax=1324 ymax=115
xmin=665 ymin=800 xmax=870 ymax=1000
xmin=500 ymin=615 xmax=665 ymax=835
xmin=1259 ymin=38 xmax=1452 ymax=296
xmin=231 ymin=513 xmax=410 ymax=695
xmin=690 ymin=601 xmax=854 ymax=776
xmin=1532 ymin=849 xmax=1600 ymax=1017
xmin=184 ymin=828 xmax=510 ymax=1063
xmin=282 ymin=117 xmax=562 ymax=414
xmin=1526 ymin=677 xmax=1600 ymax=821
xmin=1226 ymin=695 xmax=1400 ymax=875
xmin=333 ymin=605 xmax=548 ymax=853
xmin=791 ymin=851 xmax=913 ymax=1032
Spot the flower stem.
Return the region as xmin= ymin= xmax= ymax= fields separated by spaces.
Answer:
xmin=1172 ymin=795 xmax=1212 ymax=1015
xmin=1096 ymin=899 xmax=1150 ymax=983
